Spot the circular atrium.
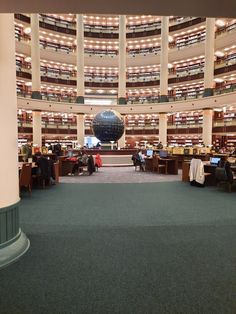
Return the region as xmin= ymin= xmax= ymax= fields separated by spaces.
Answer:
xmin=15 ymin=13 xmax=236 ymax=149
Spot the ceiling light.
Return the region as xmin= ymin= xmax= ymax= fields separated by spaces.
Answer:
xmin=24 ymin=27 xmax=31 ymax=34
xmin=24 ymin=57 xmax=31 ymax=62
xmin=214 ymin=78 xmax=224 ymax=83
xmin=215 ymin=51 xmax=225 ymax=57
xmin=215 ymin=19 xmax=226 ymax=27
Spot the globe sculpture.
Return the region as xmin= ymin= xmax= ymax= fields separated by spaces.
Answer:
xmin=92 ymin=110 xmax=124 ymax=142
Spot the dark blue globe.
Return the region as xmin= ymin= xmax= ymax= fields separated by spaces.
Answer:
xmin=92 ymin=110 xmax=124 ymax=142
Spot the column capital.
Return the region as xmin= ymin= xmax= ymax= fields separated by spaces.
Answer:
xmin=76 ymin=96 xmax=85 ymax=104
xmin=31 ymin=91 xmax=42 ymax=99
xmin=118 ymin=97 xmax=126 ymax=104
xmin=203 ymin=88 xmax=214 ymax=97
xmin=158 ymin=95 xmax=169 ymax=103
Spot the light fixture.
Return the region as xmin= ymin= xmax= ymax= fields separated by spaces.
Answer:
xmin=24 ymin=27 xmax=31 ymax=34
xmin=24 ymin=57 xmax=31 ymax=63
xmin=215 ymin=51 xmax=225 ymax=57
xmin=215 ymin=19 xmax=226 ymax=27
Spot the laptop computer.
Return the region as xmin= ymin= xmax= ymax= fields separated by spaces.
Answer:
xmin=210 ymin=157 xmax=221 ymax=166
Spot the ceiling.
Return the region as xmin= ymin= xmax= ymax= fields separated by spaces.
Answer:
xmin=0 ymin=0 xmax=236 ymax=18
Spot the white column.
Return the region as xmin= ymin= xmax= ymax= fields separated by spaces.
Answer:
xmin=118 ymin=115 xmax=126 ymax=148
xmin=160 ymin=16 xmax=169 ymax=102
xmin=159 ymin=113 xmax=167 ymax=147
xmin=77 ymin=114 xmax=85 ymax=147
xmin=31 ymin=14 xmax=41 ymax=99
xmin=202 ymin=109 xmax=213 ymax=146
xmin=76 ymin=14 xmax=85 ymax=103
xmin=32 ymin=111 xmax=42 ymax=147
xmin=0 ymin=14 xmax=29 ymax=268
xmin=203 ymin=18 xmax=215 ymax=97
xmin=118 ymin=15 xmax=126 ymax=104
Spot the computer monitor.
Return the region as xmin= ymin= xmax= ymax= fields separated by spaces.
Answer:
xmin=210 ymin=157 xmax=221 ymax=166
xmin=146 ymin=149 xmax=153 ymax=157
xmin=159 ymin=150 xmax=168 ymax=158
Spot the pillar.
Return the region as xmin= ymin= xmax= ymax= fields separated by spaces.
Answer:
xmin=202 ymin=109 xmax=213 ymax=146
xmin=0 ymin=14 xmax=29 ymax=269
xmin=118 ymin=15 xmax=127 ymax=104
xmin=77 ymin=114 xmax=85 ymax=147
xmin=32 ymin=110 xmax=42 ymax=148
xmin=203 ymin=18 xmax=215 ymax=97
xmin=159 ymin=113 xmax=168 ymax=147
xmin=31 ymin=14 xmax=42 ymax=99
xmin=76 ymin=14 xmax=85 ymax=104
xmin=118 ymin=115 xmax=126 ymax=148
xmin=159 ymin=16 xmax=169 ymax=102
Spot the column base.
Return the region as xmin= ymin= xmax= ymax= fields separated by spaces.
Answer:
xmin=118 ymin=97 xmax=126 ymax=105
xmin=203 ymin=88 xmax=214 ymax=97
xmin=158 ymin=95 xmax=169 ymax=103
xmin=0 ymin=230 xmax=30 ymax=269
xmin=75 ymin=96 xmax=85 ymax=104
xmin=31 ymin=91 xmax=42 ymax=100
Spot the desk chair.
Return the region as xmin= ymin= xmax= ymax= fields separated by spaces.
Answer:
xmin=33 ymin=157 xmax=52 ymax=188
xmin=132 ymin=157 xmax=144 ymax=171
xmin=215 ymin=163 xmax=236 ymax=192
xmin=152 ymin=156 xmax=166 ymax=174
xmin=19 ymin=163 xmax=32 ymax=195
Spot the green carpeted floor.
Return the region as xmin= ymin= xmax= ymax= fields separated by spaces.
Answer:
xmin=0 ymin=182 xmax=236 ymax=314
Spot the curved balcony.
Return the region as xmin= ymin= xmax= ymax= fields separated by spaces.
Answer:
xmin=17 ymin=86 xmax=236 ymax=116
xmin=16 ymin=61 xmax=236 ymax=90
xmin=15 ymin=26 xmax=236 ymax=68
xmin=14 ymin=14 xmax=206 ymax=39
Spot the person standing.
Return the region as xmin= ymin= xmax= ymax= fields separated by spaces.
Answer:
xmin=22 ymin=139 xmax=32 ymax=161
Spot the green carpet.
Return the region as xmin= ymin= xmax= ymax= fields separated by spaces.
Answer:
xmin=0 ymin=182 xmax=236 ymax=314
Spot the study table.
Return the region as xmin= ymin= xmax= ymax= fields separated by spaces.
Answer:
xmin=18 ymin=162 xmax=37 ymax=170
xmin=182 ymin=161 xmax=236 ymax=185
xmin=18 ymin=161 xmax=59 ymax=183
xmin=145 ymin=156 xmax=178 ymax=175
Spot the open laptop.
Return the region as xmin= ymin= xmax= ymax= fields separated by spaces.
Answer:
xmin=210 ymin=157 xmax=221 ymax=166
xmin=159 ymin=150 xmax=168 ymax=158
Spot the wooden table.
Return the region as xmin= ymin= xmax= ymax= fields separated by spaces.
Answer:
xmin=18 ymin=162 xmax=37 ymax=170
xmin=145 ymin=157 xmax=178 ymax=175
xmin=159 ymin=157 xmax=178 ymax=175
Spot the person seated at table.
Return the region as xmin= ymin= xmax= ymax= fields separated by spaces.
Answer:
xmin=33 ymin=152 xmax=55 ymax=185
xmin=132 ymin=150 xmax=145 ymax=171
xmin=157 ymin=141 xmax=163 ymax=149
xmin=87 ymin=155 xmax=96 ymax=175
xmin=71 ymin=150 xmax=88 ymax=175
xmin=22 ymin=140 xmax=32 ymax=161
xmin=231 ymin=146 xmax=236 ymax=156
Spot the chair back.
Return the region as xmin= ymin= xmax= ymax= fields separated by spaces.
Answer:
xmin=215 ymin=163 xmax=233 ymax=183
xmin=37 ymin=157 xmax=51 ymax=179
xmin=152 ymin=155 xmax=159 ymax=168
xmin=19 ymin=163 xmax=32 ymax=187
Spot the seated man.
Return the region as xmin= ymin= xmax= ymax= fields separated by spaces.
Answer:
xmin=33 ymin=152 xmax=55 ymax=185
xmin=71 ymin=150 xmax=88 ymax=175
xmin=132 ymin=150 xmax=145 ymax=171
